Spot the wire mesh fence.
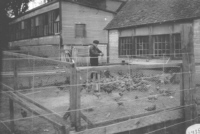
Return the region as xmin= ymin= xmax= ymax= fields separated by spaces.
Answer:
xmin=0 ymin=50 xmax=199 ymax=134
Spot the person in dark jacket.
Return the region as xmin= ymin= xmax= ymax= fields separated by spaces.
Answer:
xmin=89 ymin=40 xmax=103 ymax=66
xmin=90 ymin=40 xmax=103 ymax=79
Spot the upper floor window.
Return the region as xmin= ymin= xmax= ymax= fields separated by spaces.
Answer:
xmin=75 ymin=24 xmax=86 ymax=38
xmin=9 ymin=9 xmax=60 ymax=41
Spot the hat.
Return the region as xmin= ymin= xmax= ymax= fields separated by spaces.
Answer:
xmin=93 ymin=40 xmax=99 ymax=44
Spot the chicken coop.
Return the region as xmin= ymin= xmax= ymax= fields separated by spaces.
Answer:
xmin=1 ymin=24 xmax=198 ymax=134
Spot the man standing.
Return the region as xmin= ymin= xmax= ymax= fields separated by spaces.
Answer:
xmin=89 ymin=40 xmax=103 ymax=66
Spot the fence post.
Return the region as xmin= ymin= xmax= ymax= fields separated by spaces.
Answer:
xmin=70 ymin=66 xmax=81 ymax=131
xmin=181 ymin=24 xmax=197 ymax=129
xmin=10 ymin=57 xmax=18 ymax=132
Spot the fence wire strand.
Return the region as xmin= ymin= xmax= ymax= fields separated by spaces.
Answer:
xmin=1 ymin=51 xmax=199 ymax=134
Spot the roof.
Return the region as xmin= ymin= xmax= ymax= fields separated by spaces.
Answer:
xmin=64 ymin=0 xmax=116 ymax=14
xmin=105 ymin=0 xmax=200 ymax=29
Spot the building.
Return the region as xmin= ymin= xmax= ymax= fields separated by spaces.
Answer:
xmin=105 ymin=0 xmax=200 ymax=64
xmin=9 ymin=0 xmax=125 ymax=62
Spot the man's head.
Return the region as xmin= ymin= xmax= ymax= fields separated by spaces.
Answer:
xmin=93 ymin=40 xmax=99 ymax=46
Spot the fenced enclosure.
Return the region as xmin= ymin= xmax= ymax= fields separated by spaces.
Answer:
xmin=0 ymin=25 xmax=199 ymax=134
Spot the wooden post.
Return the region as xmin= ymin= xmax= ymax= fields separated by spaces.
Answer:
xmin=9 ymin=99 xmax=14 ymax=132
xmin=70 ymin=66 xmax=81 ymax=131
xmin=149 ymin=26 xmax=153 ymax=58
xmin=181 ymin=24 xmax=197 ymax=129
xmin=10 ymin=57 xmax=18 ymax=132
xmin=180 ymin=65 xmax=184 ymax=106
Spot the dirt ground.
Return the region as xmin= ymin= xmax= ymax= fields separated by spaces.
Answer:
xmin=1 ymin=64 xmax=200 ymax=134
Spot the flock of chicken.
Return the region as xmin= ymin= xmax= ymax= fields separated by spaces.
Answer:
xmin=81 ymin=70 xmax=177 ymax=111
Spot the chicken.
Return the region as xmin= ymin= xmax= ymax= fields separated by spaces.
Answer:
xmin=84 ymin=107 xmax=94 ymax=112
xmin=148 ymin=95 xmax=158 ymax=101
xmin=93 ymin=92 xmax=101 ymax=99
xmin=55 ymin=89 xmax=60 ymax=95
xmin=156 ymin=86 xmax=160 ymax=91
xmin=119 ymin=92 xmax=123 ymax=97
xmin=112 ymin=92 xmax=124 ymax=107
xmin=21 ymin=109 xmax=27 ymax=118
xmin=112 ymin=92 xmax=122 ymax=101
xmin=117 ymin=101 xmax=124 ymax=106
xmin=57 ymin=86 xmax=65 ymax=91
xmin=145 ymin=104 xmax=156 ymax=111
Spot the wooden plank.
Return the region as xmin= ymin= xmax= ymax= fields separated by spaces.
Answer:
xmin=3 ymin=51 xmax=74 ymax=68
xmin=76 ymin=63 xmax=182 ymax=73
xmin=77 ymin=107 xmax=183 ymax=134
xmin=4 ymin=91 xmax=69 ymax=132
xmin=2 ymin=83 xmax=66 ymax=125
xmin=70 ymin=68 xmax=81 ymax=131
xmin=80 ymin=105 xmax=183 ymax=131
xmin=76 ymin=72 xmax=81 ymax=131
xmin=9 ymin=99 xmax=14 ymax=132
xmin=9 ymin=57 xmax=18 ymax=132
xmin=180 ymin=65 xmax=184 ymax=106
xmin=1 ymin=69 xmax=66 ymax=77
xmin=80 ymin=112 xmax=93 ymax=127
xmin=181 ymin=24 xmax=197 ymax=128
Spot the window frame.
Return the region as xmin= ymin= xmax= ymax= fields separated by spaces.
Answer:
xmin=172 ymin=33 xmax=182 ymax=59
xmin=75 ymin=24 xmax=86 ymax=38
xmin=118 ymin=37 xmax=133 ymax=57
xmin=9 ymin=9 xmax=60 ymax=41
xmin=153 ymin=34 xmax=170 ymax=58
xmin=135 ymin=36 xmax=149 ymax=57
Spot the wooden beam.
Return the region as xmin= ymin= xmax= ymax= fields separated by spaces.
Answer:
xmin=180 ymin=65 xmax=184 ymax=106
xmin=181 ymin=24 xmax=197 ymax=128
xmin=9 ymin=57 xmax=18 ymax=132
xmin=80 ymin=105 xmax=183 ymax=131
xmin=4 ymin=91 xmax=70 ymax=134
xmin=2 ymin=83 xmax=66 ymax=125
xmin=9 ymin=99 xmax=14 ymax=132
xmin=80 ymin=112 xmax=93 ymax=127
xmin=77 ymin=63 xmax=182 ymax=73
xmin=70 ymin=68 xmax=81 ymax=131
xmin=3 ymin=51 xmax=74 ymax=68
xmin=78 ymin=106 xmax=183 ymax=134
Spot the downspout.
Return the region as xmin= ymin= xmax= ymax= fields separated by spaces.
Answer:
xmin=59 ymin=0 xmax=63 ymax=61
xmin=107 ymin=29 xmax=110 ymax=63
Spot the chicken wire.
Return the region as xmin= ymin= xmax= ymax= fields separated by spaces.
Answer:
xmin=1 ymin=51 xmax=71 ymax=134
xmin=78 ymin=60 xmax=182 ymax=132
xmin=1 ymin=51 xmax=198 ymax=134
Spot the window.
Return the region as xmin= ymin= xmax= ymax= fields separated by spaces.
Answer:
xmin=153 ymin=35 xmax=170 ymax=57
xmin=135 ymin=36 xmax=149 ymax=56
xmin=119 ymin=37 xmax=133 ymax=56
xmin=31 ymin=18 xmax=35 ymax=37
xmin=21 ymin=21 xmax=25 ymax=29
xmin=173 ymin=33 xmax=181 ymax=58
xmin=9 ymin=9 xmax=60 ymax=41
xmin=75 ymin=24 xmax=86 ymax=38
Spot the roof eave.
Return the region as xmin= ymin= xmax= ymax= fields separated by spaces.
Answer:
xmin=105 ymin=17 xmax=199 ymax=30
xmin=10 ymin=0 xmax=58 ymax=21
xmin=63 ymin=0 xmax=117 ymax=14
